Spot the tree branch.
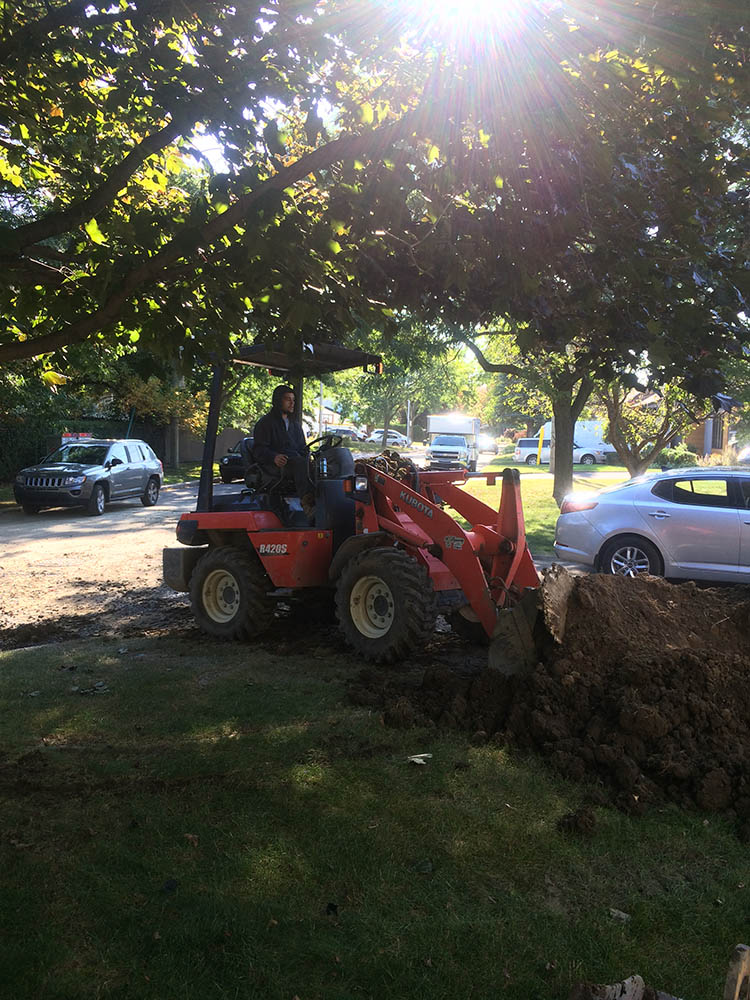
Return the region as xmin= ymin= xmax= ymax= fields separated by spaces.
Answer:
xmin=459 ymin=338 xmax=524 ymax=377
xmin=571 ymin=374 xmax=594 ymax=420
xmin=0 ymin=112 xmax=420 ymax=363
xmin=4 ymin=114 xmax=193 ymax=252
xmin=0 ymin=0 xmax=199 ymax=66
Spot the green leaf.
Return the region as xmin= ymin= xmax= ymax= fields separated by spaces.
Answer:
xmin=84 ymin=218 xmax=107 ymax=245
xmin=327 ymin=240 xmax=342 ymax=254
xmin=41 ymin=371 xmax=68 ymax=386
xmin=358 ymin=103 xmax=374 ymax=125
xmin=427 ymin=144 xmax=439 ymax=163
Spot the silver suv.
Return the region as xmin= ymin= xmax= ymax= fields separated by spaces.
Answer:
xmin=14 ymin=439 xmax=163 ymax=516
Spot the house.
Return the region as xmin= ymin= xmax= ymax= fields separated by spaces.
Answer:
xmin=684 ymin=411 xmax=732 ymax=457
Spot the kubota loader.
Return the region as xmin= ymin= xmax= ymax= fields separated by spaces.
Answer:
xmin=164 ymin=342 xmax=555 ymax=671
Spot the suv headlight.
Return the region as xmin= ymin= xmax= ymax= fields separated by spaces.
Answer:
xmin=64 ymin=475 xmax=87 ymax=486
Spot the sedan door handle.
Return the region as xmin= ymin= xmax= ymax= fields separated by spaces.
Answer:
xmin=647 ymin=511 xmax=671 ymax=519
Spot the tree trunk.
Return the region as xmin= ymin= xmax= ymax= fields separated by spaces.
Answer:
xmin=381 ymin=404 xmax=393 ymax=447
xmin=551 ymin=375 xmax=593 ymax=505
xmin=551 ymin=399 xmax=575 ymax=506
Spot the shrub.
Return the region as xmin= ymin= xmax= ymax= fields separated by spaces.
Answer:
xmin=697 ymin=446 xmax=738 ymax=467
xmin=657 ymin=443 xmax=699 ymax=468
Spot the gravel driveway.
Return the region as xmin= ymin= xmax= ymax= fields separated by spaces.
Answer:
xmin=0 ymin=483 xmax=205 ymax=648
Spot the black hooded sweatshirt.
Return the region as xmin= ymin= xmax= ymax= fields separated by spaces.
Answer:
xmin=252 ymin=386 xmax=308 ymax=467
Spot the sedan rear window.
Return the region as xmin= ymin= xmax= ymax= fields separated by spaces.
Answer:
xmin=672 ymin=478 xmax=733 ymax=508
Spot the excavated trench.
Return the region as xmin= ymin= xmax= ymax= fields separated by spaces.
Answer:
xmin=350 ymin=573 xmax=750 ymax=830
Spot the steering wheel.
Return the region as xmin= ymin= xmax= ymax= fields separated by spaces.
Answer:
xmin=307 ymin=434 xmax=343 ymax=453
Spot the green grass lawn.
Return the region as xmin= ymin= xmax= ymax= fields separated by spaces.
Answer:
xmin=0 ymin=636 xmax=746 ymax=1000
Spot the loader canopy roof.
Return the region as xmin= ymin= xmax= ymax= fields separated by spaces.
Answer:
xmin=234 ymin=342 xmax=382 ymax=378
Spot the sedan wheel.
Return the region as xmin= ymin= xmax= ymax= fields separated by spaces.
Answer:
xmin=600 ymin=536 xmax=662 ymax=578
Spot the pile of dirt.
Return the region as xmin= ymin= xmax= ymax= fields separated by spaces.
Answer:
xmin=351 ymin=574 xmax=750 ymax=827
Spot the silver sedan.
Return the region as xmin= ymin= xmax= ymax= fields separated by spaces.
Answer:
xmin=554 ymin=467 xmax=750 ymax=582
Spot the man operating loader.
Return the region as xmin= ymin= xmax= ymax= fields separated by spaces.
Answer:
xmin=252 ymin=384 xmax=315 ymax=513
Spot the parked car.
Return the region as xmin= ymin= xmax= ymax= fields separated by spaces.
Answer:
xmin=218 ymin=439 xmax=252 ymax=483
xmin=14 ymin=439 xmax=163 ymax=516
xmin=554 ymin=466 xmax=750 ymax=581
xmin=478 ymin=433 xmax=498 ymax=455
xmin=738 ymin=445 xmax=750 ymax=465
xmin=513 ymin=438 xmax=607 ymax=466
xmin=366 ymin=429 xmax=409 ymax=447
xmin=325 ymin=426 xmax=367 ymax=442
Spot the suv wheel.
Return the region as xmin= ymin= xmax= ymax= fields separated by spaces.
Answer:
xmin=580 ymin=453 xmax=596 ymax=465
xmin=22 ymin=504 xmax=40 ymax=515
xmin=140 ymin=477 xmax=160 ymax=507
xmin=525 ymin=454 xmax=537 ymax=465
xmin=87 ymin=483 xmax=106 ymax=516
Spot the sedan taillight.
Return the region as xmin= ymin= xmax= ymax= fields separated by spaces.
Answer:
xmin=560 ymin=498 xmax=599 ymax=514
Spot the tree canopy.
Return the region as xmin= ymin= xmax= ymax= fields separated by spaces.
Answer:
xmin=1 ymin=0 xmax=747 ymax=397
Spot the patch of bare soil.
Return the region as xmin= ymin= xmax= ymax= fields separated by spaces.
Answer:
xmin=350 ymin=574 xmax=750 ymax=828
xmin=0 ymin=584 xmax=195 ymax=649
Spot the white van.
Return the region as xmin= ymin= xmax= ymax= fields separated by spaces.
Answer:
xmin=539 ymin=420 xmax=616 ymax=456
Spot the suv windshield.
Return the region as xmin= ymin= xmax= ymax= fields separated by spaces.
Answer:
xmin=433 ymin=435 xmax=467 ymax=446
xmin=45 ymin=444 xmax=110 ymax=465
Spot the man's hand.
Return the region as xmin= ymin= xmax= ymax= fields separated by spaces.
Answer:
xmin=273 ymin=453 xmax=288 ymax=468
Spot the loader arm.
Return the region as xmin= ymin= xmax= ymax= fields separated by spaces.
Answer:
xmin=363 ymin=467 xmax=539 ymax=639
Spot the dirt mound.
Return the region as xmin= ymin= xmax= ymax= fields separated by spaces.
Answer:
xmin=353 ymin=574 xmax=750 ymax=825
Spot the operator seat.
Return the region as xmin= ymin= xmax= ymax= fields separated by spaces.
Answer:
xmin=317 ymin=445 xmax=354 ymax=479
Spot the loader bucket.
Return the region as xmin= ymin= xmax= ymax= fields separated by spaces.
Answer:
xmin=488 ymin=565 xmax=575 ymax=675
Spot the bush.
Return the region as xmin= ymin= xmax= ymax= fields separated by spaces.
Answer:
xmin=0 ymin=418 xmax=51 ymax=481
xmin=657 ymin=443 xmax=699 ymax=468
xmin=697 ymin=446 xmax=738 ymax=467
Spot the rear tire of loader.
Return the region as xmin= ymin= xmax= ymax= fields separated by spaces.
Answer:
xmin=190 ymin=546 xmax=274 ymax=640
xmin=335 ymin=547 xmax=437 ymax=664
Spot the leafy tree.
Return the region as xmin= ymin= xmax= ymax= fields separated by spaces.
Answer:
xmin=598 ymin=381 xmax=713 ymax=476
xmin=331 ymin=325 xmax=478 ymax=441
xmin=2 ymin=0 xmax=747 ymax=379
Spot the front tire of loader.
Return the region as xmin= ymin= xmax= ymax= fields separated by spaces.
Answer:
xmin=335 ymin=547 xmax=437 ymax=664
xmin=190 ymin=546 xmax=274 ymax=640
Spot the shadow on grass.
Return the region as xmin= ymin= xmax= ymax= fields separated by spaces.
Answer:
xmin=1 ymin=635 xmax=748 ymax=1000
